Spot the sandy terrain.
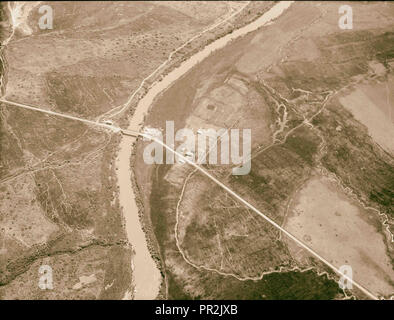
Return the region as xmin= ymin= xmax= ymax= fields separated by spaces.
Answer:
xmin=4 ymin=1 xmax=240 ymax=118
xmin=284 ymin=176 xmax=394 ymax=297
xmin=0 ymin=175 xmax=59 ymax=247
xmin=339 ymin=79 xmax=394 ymax=154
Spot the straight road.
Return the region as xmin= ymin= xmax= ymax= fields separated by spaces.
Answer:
xmin=125 ymin=128 xmax=379 ymax=301
xmin=1 ymin=98 xmax=379 ymax=300
xmin=0 ymin=98 xmax=134 ymax=135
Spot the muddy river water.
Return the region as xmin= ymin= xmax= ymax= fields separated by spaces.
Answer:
xmin=115 ymin=1 xmax=294 ymax=300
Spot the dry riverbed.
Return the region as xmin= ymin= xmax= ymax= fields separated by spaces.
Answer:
xmin=284 ymin=175 xmax=394 ymax=298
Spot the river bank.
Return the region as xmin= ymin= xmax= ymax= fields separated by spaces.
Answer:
xmin=116 ymin=1 xmax=295 ymax=300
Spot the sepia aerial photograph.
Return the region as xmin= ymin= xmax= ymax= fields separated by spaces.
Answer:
xmin=0 ymin=0 xmax=393 ymax=309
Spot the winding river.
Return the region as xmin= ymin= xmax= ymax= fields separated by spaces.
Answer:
xmin=116 ymin=1 xmax=294 ymax=300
